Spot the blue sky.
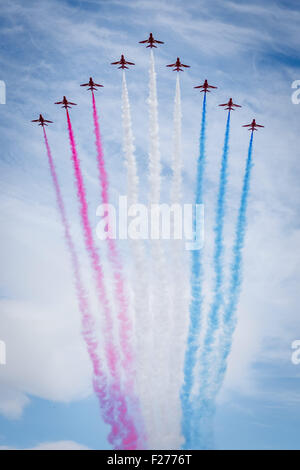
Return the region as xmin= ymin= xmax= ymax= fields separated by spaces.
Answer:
xmin=0 ymin=0 xmax=300 ymax=450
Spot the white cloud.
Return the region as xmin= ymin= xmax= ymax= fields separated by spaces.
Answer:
xmin=0 ymin=196 xmax=97 ymax=417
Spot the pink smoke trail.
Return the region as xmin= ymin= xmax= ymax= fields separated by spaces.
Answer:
xmin=91 ymin=92 xmax=134 ymax=378
xmin=64 ymin=111 xmax=139 ymax=449
xmin=91 ymin=92 xmax=145 ymax=448
xmin=43 ymin=126 xmax=121 ymax=446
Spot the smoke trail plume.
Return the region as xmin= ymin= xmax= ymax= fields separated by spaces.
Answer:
xmin=215 ymin=130 xmax=254 ymax=393
xmin=168 ymin=74 xmax=189 ymax=448
xmin=65 ymin=110 xmax=139 ymax=449
xmin=92 ymin=92 xmax=132 ymax=375
xmin=91 ymin=90 xmax=145 ymax=448
xmin=193 ymin=129 xmax=254 ymax=450
xmin=181 ymin=92 xmax=207 ymax=449
xmin=170 ymin=75 xmax=183 ymax=202
xmin=121 ymin=72 xmax=150 ymax=447
xmin=148 ymin=50 xmax=161 ymax=203
xmin=190 ymin=110 xmax=231 ymax=449
xmin=42 ymin=127 xmax=121 ymax=446
xmin=147 ymin=50 xmax=171 ymax=448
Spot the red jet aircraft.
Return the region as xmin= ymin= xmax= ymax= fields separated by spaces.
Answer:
xmin=166 ymin=58 xmax=190 ymax=72
xmin=55 ymin=96 xmax=77 ymax=109
xmin=80 ymin=77 xmax=103 ymax=91
xmin=31 ymin=114 xmax=53 ymax=127
xmin=194 ymin=79 xmax=217 ymax=93
xmin=219 ymin=98 xmax=241 ymax=111
xmin=111 ymin=55 xmax=135 ymax=69
xmin=243 ymin=119 xmax=264 ymax=131
xmin=139 ymin=33 xmax=164 ymax=48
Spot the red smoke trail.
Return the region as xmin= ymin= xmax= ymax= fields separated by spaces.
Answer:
xmin=91 ymin=93 xmax=145 ymax=448
xmin=43 ymin=126 xmax=120 ymax=446
xmin=91 ymin=92 xmax=134 ymax=380
xmin=65 ymin=111 xmax=139 ymax=449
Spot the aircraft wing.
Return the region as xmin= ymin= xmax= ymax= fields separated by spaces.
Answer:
xmin=208 ymin=85 xmax=217 ymax=88
xmin=95 ymin=83 xmax=103 ymax=87
xmin=44 ymin=120 xmax=53 ymax=123
xmin=139 ymin=39 xmax=148 ymax=43
xmin=155 ymin=40 xmax=164 ymax=44
xmin=55 ymin=101 xmax=63 ymax=104
xmin=31 ymin=119 xmax=39 ymax=122
xmin=126 ymin=61 xmax=135 ymax=65
xmin=69 ymin=102 xmax=77 ymax=105
xmin=111 ymin=61 xmax=120 ymax=65
xmin=166 ymin=63 xmax=176 ymax=67
xmin=233 ymin=104 xmax=242 ymax=107
xmin=219 ymin=103 xmax=227 ymax=106
xmin=80 ymin=83 xmax=89 ymax=86
xmin=182 ymin=64 xmax=190 ymax=68
xmin=256 ymin=124 xmax=264 ymax=127
xmin=194 ymin=85 xmax=204 ymax=89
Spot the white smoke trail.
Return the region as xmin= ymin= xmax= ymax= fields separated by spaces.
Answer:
xmin=121 ymin=72 xmax=151 ymax=446
xmin=170 ymin=75 xmax=182 ymax=204
xmin=148 ymin=50 xmax=161 ymax=204
xmin=147 ymin=50 xmax=172 ymax=448
xmin=168 ymin=74 xmax=189 ymax=448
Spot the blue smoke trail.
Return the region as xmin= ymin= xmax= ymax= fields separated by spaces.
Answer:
xmin=181 ymin=93 xmax=206 ymax=449
xmin=191 ymin=132 xmax=254 ymax=448
xmin=203 ymin=111 xmax=231 ymax=368
xmin=190 ymin=110 xmax=231 ymax=449
xmin=216 ymin=131 xmax=254 ymax=392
